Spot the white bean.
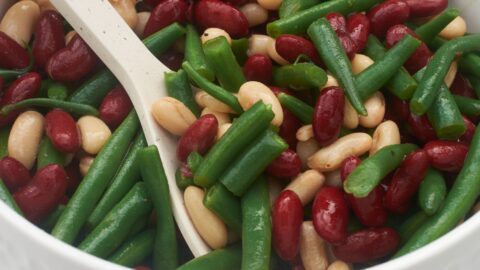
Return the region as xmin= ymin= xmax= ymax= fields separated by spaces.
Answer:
xmin=343 ymin=99 xmax=359 ymax=129
xmin=152 ymin=97 xmax=197 ymax=136
xmin=134 ymin=12 xmax=150 ymax=37
xmin=77 ymin=116 xmax=112 ymax=155
xmin=8 ymin=111 xmax=44 ymax=169
xmin=324 ymin=74 xmax=340 ymax=88
xmin=65 ymin=30 xmax=76 ymax=45
xmin=79 ymin=155 xmax=95 ymax=176
xmin=109 ymin=0 xmax=138 ymax=28
xmin=296 ymin=139 xmax=320 ymax=170
xmin=238 ymin=81 xmax=284 ymax=126
xmin=296 ymin=125 xmax=314 ymax=142
xmin=216 ymin=123 xmax=232 ymax=141
xmin=327 ymin=260 xmax=351 ymax=270
xmin=267 ymin=38 xmax=289 ymax=65
xmin=370 ymin=120 xmax=401 ymax=156
xmin=444 ymin=61 xmax=458 ymax=88
xmin=201 ymin=28 xmax=232 ymax=45
xmin=439 ymin=16 xmax=467 ymax=40
xmin=195 ymin=91 xmax=235 ymax=114
xmin=0 ymin=0 xmax=40 ymax=47
xmin=300 ymin=221 xmax=329 ymax=270
xmin=358 ymin=92 xmax=385 ymax=128
xmin=248 ymin=34 xmax=273 ymax=56
xmin=257 ymin=0 xmax=282 ymax=11
xmin=268 ymin=177 xmax=283 ymax=207
xmin=351 ymin=54 xmax=374 ymax=75
xmin=201 ymin=107 xmax=231 ymax=126
xmin=285 ymin=170 xmax=325 ymax=205
xmin=239 ymin=3 xmax=268 ymax=27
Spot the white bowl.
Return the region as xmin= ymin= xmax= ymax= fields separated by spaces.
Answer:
xmin=0 ymin=0 xmax=479 ymax=269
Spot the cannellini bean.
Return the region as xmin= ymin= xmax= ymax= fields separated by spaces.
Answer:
xmin=285 ymin=170 xmax=325 ymax=206
xmin=296 ymin=125 xmax=314 ymax=142
xmin=257 ymin=0 xmax=282 ymax=11
xmin=351 ymin=54 xmax=374 ymax=75
xmin=324 ymin=74 xmax=340 ymax=88
xmin=327 ymin=260 xmax=351 ymax=270
xmin=297 ymin=139 xmax=320 ymax=170
xmin=133 ymin=12 xmax=150 ymax=37
xmin=267 ymin=38 xmax=289 ymax=65
xmin=33 ymin=0 xmax=56 ymax=12
xmin=359 ymin=92 xmax=385 ymax=128
xmin=8 ymin=111 xmax=44 ymax=169
xmin=195 ymin=91 xmax=235 ymax=114
xmin=152 ymin=97 xmax=197 ymax=136
xmin=308 ymin=133 xmax=373 ymax=172
xmin=201 ymin=28 xmax=232 ymax=45
xmin=109 ymin=0 xmax=138 ymax=28
xmin=77 ymin=116 xmax=112 ymax=155
xmin=300 ymin=221 xmax=329 ymax=270
xmin=184 ymin=186 xmax=228 ymax=249
xmin=268 ymin=177 xmax=283 ymax=207
xmin=343 ymin=99 xmax=359 ymax=129
xmin=239 ymin=3 xmax=268 ymax=27
xmin=444 ymin=61 xmax=457 ymax=88
xmin=370 ymin=120 xmax=401 ymax=156
xmin=0 ymin=0 xmax=40 ymax=47
xmin=325 ymin=170 xmax=343 ymax=188
xmin=65 ymin=30 xmax=76 ymax=45
xmin=79 ymin=155 xmax=95 ymax=176
xmin=238 ymin=81 xmax=284 ymax=126
xmin=439 ymin=16 xmax=467 ymax=40
xmin=201 ymin=107 xmax=230 ymax=126
xmin=248 ymin=34 xmax=273 ymax=56
xmin=216 ymin=123 xmax=232 ymax=141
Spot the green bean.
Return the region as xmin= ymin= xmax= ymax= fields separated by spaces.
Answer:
xmin=418 ymin=168 xmax=446 ymax=216
xmin=410 ymin=34 xmax=480 ymax=115
xmin=86 ymin=132 xmax=147 ymax=230
xmin=204 ymin=183 xmax=242 ymax=234
xmin=279 ymin=0 xmax=321 ymax=18
xmin=0 ymin=98 xmax=99 ymax=117
xmin=182 ymin=61 xmax=243 ymax=114
xmin=267 ymin=0 xmax=382 ymax=37
xmin=398 ymin=211 xmax=429 ymax=244
xmin=308 ymin=18 xmax=366 ymax=115
xmin=344 ymin=144 xmax=417 ymax=198
xmin=69 ymin=23 xmax=185 ymax=106
xmin=394 ymin=125 xmax=480 ymax=257
xmin=277 ymin=93 xmax=313 ymax=124
xmin=52 ymin=111 xmax=140 ymax=244
xmin=78 ymin=182 xmax=153 ymax=258
xmin=0 ymin=49 xmax=33 ymax=82
xmin=187 ymin=152 xmax=203 ymax=174
xmin=47 ymin=82 xmax=69 ymax=101
xmin=109 ymin=229 xmax=155 ymax=267
xmin=415 ymin=8 xmax=460 ymax=44
xmin=356 ymin=35 xmax=421 ymax=100
xmin=194 ymin=102 xmax=274 ymax=187
xmin=453 ymin=95 xmax=480 ymax=117
xmin=459 ymin=53 xmax=480 ymax=78
xmin=203 ymin=37 xmax=246 ymax=92
xmin=222 ymin=129 xmax=287 ymax=196
xmin=231 ymin=38 xmax=249 ymax=65
xmin=175 ymin=167 xmax=193 ymax=190
xmin=139 ymin=146 xmax=178 ymax=270
xmin=185 ymin=25 xmax=215 ymax=82
xmin=0 ymin=128 xmax=10 ymax=158
xmin=127 ymin=213 xmax=150 ymax=239
xmin=241 ymin=177 xmax=271 ymax=270
xmin=40 ymin=204 xmax=65 ymax=232
xmin=177 ymin=244 xmax=242 ymax=270
xmin=37 ymin=137 xmax=66 ymax=169
xmin=466 ymin=75 xmax=480 ymax=98
xmin=165 ymin=70 xmax=200 ymax=117
xmin=273 ymin=63 xmax=327 ymax=91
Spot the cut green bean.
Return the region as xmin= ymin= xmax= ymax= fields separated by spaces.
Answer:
xmin=177 ymin=244 xmax=242 ymax=270
xmin=47 ymin=82 xmax=69 ymax=101
xmin=273 ymin=63 xmax=327 ymax=90
xmin=344 ymin=144 xmax=417 ymax=198
xmin=37 ymin=137 xmax=66 ymax=169
xmin=194 ymin=102 xmax=274 ymax=187
xmin=459 ymin=53 xmax=480 ymax=78
xmin=109 ymin=229 xmax=155 ymax=267
xmin=139 ymin=146 xmax=178 ymax=270
xmin=40 ymin=204 xmax=65 ymax=232
xmin=175 ymin=167 xmax=193 ymax=190
xmin=308 ymin=18 xmax=366 ymax=115
xmin=0 ymin=128 xmax=10 ymax=159
xmin=454 ymin=95 xmax=480 ymax=117
xmin=165 ymin=70 xmax=200 ymax=117
xmin=415 ymin=8 xmax=460 ymax=44
xmin=185 ymin=25 xmax=215 ymax=82
xmin=279 ymin=0 xmax=321 ymax=18
xmin=203 ymin=37 xmax=246 ymax=92
xmin=466 ymin=75 xmax=480 ymax=98
xmin=277 ymin=93 xmax=313 ymax=124
xmin=127 ymin=213 xmax=150 ymax=239
xmin=0 ymin=98 xmax=99 ymax=117
xmin=231 ymin=38 xmax=249 ymax=65
xmin=418 ymin=168 xmax=446 ymax=216
xmin=204 ymin=183 xmax=242 ymax=234
xmin=398 ymin=211 xmax=429 ymax=244
xmin=187 ymin=152 xmax=203 ymax=174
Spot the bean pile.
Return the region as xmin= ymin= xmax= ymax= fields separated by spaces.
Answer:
xmin=0 ymin=0 xmax=480 ymax=270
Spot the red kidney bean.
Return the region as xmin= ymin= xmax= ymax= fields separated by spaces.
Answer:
xmin=45 ymin=34 xmax=98 ymax=82
xmin=0 ymin=32 xmax=29 ymax=69
xmin=180 ymin=162 xmax=193 ymax=179
xmin=385 ymin=24 xmax=433 ymax=74
xmin=0 ymin=157 xmax=31 ymax=192
xmin=325 ymin=14 xmax=357 ymax=59
xmin=459 ymin=116 xmax=476 ymax=144
xmin=291 ymin=258 xmax=305 ymax=270
xmin=32 ymin=10 xmax=65 ymax=70
xmin=13 ymin=164 xmax=68 ymax=222
xmin=0 ymin=76 xmax=3 ymax=90
xmin=451 ymin=74 xmax=477 ymax=99
xmin=269 ymin=86 xmax=292 ymax=96
xmin=273 ymin=190 xmax=303 ymax=261
xmin=326 ymin=13 xmax=347 ymax=33
xmin=346 ymin=13 xmax=370 ymax=52
xmin=143 ymin=0 xmax=160 ymax=8
xmin=424 ymin=141 xmax=469 ymax=172
xmin=337 ymin=32 xmax=358 ymax=60
xmin=312 ymin=186 xmax=349 ymax=245
xmin=177 ymin=114 xmax=218 ymax=162
xmin=266 ymin=149 xmax=302 ymax=179
xmin=0 ymin=72 xmax=41 ymax=127
xmin=45 ymin=109 xmax=81 ymax=154
xmin=350 ymin=186 xmax=388 ymax=227
xmin=404 ymin=0 xmax=447 ymax=18
xmin=368 ymin=0 xmax=411 ymax=38
xmin=143 ymin=0 xmax=189 ymax=37
xmin=243 ymin=54 xmax=273 ymax=84
xmin=407 ymin=112 xmax=437 ymax=144
xmin=340 ymin=156 xmax=362 ymax=182
xmin=333 ymin=227 xmax=400 ymax=263
xmin=194 ymin=0 xmax=249 ymax=38
xmin=159 ymin=49 xmax=184 ymax=71
xmin=391 ymin=97 xmax=410 ymax=123
xmin=99 ymin=85 xmax=133 ymax=129
xmin=224 ymin=0 xmax=248 ymax=6
xmin=65 ymin=161 xmax=82 ymax=196
xmin=385 ymin=150 xmax=430 ymax=214
xmin=279 ymin=108 xmax=302 ymax=149
xmin=313 ymin=87 xmax=345 ymax=146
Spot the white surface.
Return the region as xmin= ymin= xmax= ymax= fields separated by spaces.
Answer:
xmin=0 ymin=0 xmax=479 ymax=269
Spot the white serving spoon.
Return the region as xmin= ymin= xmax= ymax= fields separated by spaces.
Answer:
xmin=49 ymin=0 xmax=210 ymax=257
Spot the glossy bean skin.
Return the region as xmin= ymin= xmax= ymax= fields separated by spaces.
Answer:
xmin=346 ymin=13 xmax=370 ymax=52
xmin=275 ymin=34 xmax=322 ymax=65
xmin=13 ymin=164 xmax=67 ymax=222
xmin=325 ymin=13 xmax=347 ymax=32
xmin=325 ymin=13 xmax=357 ymax=59
xmin=404 ymin=0 xmax=448 ymax=18
xmin=332 ymin=227 xmax=400 ymax=263
xmin=45 ymin=109 xmax=81 ymax=154
xmin=0 ymin=157 xmax=31 ymax=192
xmin=459 ymin=116 xmax=476 ymax=144
xmin=194 ymin=0 xmax=249 ymax=38
xmin=243 ymin=54 xmax=273 ymax=84
xmin=279 ymin=108 xmax=302 ymax=149
xmin=385 ymin=150 xmax=430 ymax=214
xmin=272 ymin=190 xmax=303 ymax=262
xmin=340 ymin=156 xmax=362 ymax=182
xmin=45 ymin=34 xmax=98 ymax=82
xmin=143 ymin=0 xmax=189 ymax=37
xmin=0 ymin=72 xmax=41 ymax=127
xmin=312 ymin=186 xmax=349 ymax=245
xmin=177 ymin=114 xmax=218 ymax=162
xmin=313 ymin=87 xmax=345 ymax=146
xmin=390 ymin=97 xmax=410 ymax=123
xmin=336 ymin=31 xmax=358 ymax=60
xmin=0 ymin=32 xmax=29 ymax=69
xmin=408 ymin=112 xmax=437 ymax=144
xmin=32 ymin=10 xmax=65 ymax=69
xmin=424 ymin=141 xmax=469 ymax=172
xmin=367 ymin=0 xmax=411 ymax=38
xmin=99 ymin=86 xmax=133 ymax=129
xmin=266 ymin=149 xmax=302 ymax=179
xmin=451 ymin=74 xmax=477 ymax=99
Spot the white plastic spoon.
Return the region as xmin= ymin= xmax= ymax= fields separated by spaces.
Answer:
xmin=49 ymin=0 xmax=210 ymax=257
